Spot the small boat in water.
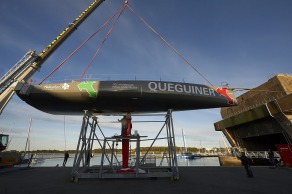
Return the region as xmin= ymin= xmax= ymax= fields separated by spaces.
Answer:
xmin=177 ymin=153 xmax=201 ymax=160
xmin=16 ymin=80 xmax=238 ymax=115
xmin=177 ymin=129 xmax=201 ymax=159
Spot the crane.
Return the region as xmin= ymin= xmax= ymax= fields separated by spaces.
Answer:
xmin=0 ymin=0 xmax=105 ymax=115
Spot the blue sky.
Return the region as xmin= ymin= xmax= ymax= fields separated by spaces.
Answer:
xmin=0 ymin=0 xmax=291 ymax=151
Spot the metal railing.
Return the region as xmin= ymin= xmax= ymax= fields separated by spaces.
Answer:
xmin=246 ymin=151 xmax=280 ymax=159
xmin=0 ymin=50 xmax=37 ymax=92
xmin=231 ymin=149 xmax=281 ymax=159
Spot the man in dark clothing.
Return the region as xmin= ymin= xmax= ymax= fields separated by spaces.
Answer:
xmin=119 ymin=116 xmax=128 ymax=136
xmin=268 ymin=149 xmax=276 ymax=167
xmin=239 ymin=152 xmax=253 ymax=178
xmin=63 ymin=151 xmax=69 ymax=167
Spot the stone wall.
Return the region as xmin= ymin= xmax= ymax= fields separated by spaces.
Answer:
xmin=220 ymin=74 xmax=292 ymax=119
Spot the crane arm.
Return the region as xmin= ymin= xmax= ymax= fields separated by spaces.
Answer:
xmin=0 ymin=0 xmax=105 ymax=114
xmin=18 ymin=0 xmax=105 ymax=82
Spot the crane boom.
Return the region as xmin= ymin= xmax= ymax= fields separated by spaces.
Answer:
xmin=0 ymin=0 xmax=105 ymax=114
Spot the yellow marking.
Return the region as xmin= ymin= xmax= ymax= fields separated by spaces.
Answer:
xmin=38 ymin=1 xmax=99 ymax=57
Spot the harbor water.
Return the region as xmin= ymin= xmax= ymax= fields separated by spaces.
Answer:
xmin=30 ymin=154 xmax=220 ymax=167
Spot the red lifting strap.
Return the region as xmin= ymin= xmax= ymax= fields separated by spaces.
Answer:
xmin=39 ymin=3 xmax=128 ymax=85
xmin=79 ymin=4 xmax=127 ymax=81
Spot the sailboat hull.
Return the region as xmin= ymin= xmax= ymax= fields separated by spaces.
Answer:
xmin=16 ymin=80 xmax=238 ymax=115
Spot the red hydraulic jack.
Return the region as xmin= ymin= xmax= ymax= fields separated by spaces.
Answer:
xmin=120 ymin=114 xmax=132 ymax=170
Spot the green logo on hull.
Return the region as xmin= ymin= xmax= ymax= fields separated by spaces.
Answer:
xmin=77 ymin=81 xmax=97 ymax=98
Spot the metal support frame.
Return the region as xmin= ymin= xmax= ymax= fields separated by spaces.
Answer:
xmin=71 ymin=109 xmax=179 ymax=181
xmin=165 ymin=110 xmax=179 ymax=178
xmin=71 ymin=111 xmax=102 ymax=177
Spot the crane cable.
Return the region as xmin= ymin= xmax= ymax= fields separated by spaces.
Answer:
xmin=230 ymin=88 xmax=292 ymax=93
xmin=79 ymin=3 xmax=127 ymax=81
xmin=126 ymin=6 xmax=292 ymax=92
xmin=63 ymin=115 xmax=67 ymax=151
xmin=126 ymin=4 xmax=214 ymax=86
xmin=40 ymin=1 xmax=213 ymax=85
xmin=39 ymin=3 xmax=128 ymax=85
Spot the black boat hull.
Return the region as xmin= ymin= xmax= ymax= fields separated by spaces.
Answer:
xmin=16 ymin=80 xmax=238 ymax=115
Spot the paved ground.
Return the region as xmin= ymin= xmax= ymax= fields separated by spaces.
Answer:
xmin=0 ymin=166 xmax=291 ymax=194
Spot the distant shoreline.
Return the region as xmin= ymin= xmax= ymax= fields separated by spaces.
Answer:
xmin=5 ymin=146 xmax=225 ymax=156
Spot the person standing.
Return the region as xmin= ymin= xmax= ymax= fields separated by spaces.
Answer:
xmin=119 ymin=116 xmax=128 ymax=136
xmin=118 ymin=114 xmax=132 ymax=169
xmin=268 ymin=149 xmax=276 ymax=167
xmin=63 ymin=151 xmax=69 ymax=167
xmin=239 ymin=152 xmax=253 ymax=178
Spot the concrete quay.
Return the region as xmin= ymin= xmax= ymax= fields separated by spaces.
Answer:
xmin=0 ymin=166 xmax=291 ymax=194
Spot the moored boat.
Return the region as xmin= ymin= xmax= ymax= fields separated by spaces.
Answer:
xmin=177 ymin=153 xmax=201 ymax=159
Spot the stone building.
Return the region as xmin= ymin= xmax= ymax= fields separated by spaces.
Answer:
xmin=214 ymin=74 xmax=292 ymax=150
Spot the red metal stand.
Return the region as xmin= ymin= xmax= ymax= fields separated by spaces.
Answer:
xmin=121 ymin=114 xmax=132 ymax=168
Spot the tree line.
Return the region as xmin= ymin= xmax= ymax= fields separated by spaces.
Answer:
xmin=6 ymin=146 xmax=225 ymax=154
